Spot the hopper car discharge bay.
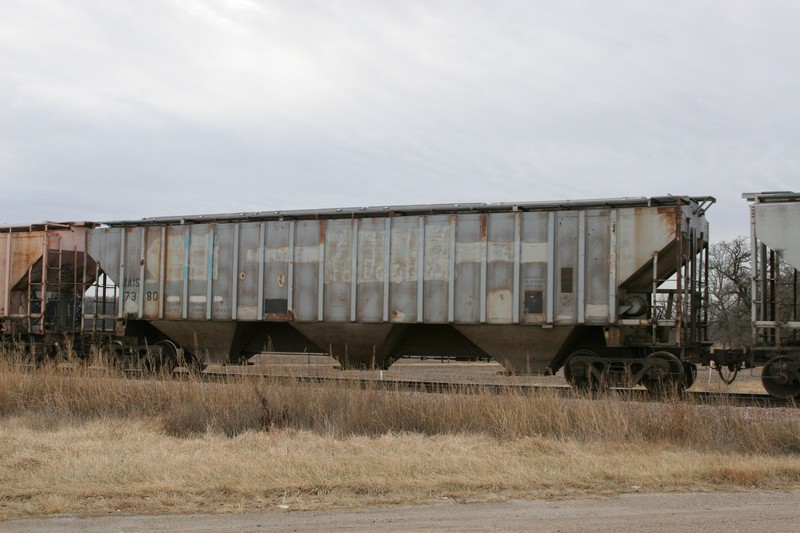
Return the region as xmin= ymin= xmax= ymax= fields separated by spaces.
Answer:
xmin=1 ymin=193 xmax=799 ymax=399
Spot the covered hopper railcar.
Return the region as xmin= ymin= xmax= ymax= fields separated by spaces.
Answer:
xmin=4 ymin=193 xmax=798 ymax=398
xmin=79 ymin=195 xmax=712 ymax=392
xmin=1 ymin=222 xmax=100 ymax=357
xmin=713 ymin=192 xmax=800 ymax=398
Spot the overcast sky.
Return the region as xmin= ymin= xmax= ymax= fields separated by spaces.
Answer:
xmin=1 ymin=1 xmax=798 ymax=241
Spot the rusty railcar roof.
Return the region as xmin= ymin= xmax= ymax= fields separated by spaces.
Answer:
xmin=102 ymin=195 xmax=715 ymax=227
xmin=0 ymin=221 xmax=98 ymax=232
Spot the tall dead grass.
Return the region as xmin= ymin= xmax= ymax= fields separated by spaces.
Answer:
xmin=0 ymin=352 xmax=798 ymax=454
xmin=5 ymin=419 xmax=799 ymax=520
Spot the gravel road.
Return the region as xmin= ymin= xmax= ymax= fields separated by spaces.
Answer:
xmin=3 ymin=491 xmax=798 ymax=532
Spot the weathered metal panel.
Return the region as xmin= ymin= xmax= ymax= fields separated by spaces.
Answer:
xmin=585 ymin=211 xmax=611 ymax=322
xmin=291 ymin=322 xmax=400 ymax=367
xmin=121 ymin=227 xmax=143 ymax=319
xmin=163 ymin=225 xmax=185 ymax=320
xmin=264 ymin=221 xmax=291 ymax=320
xmin=186 ymin=224 xmax=210 ymax=320
xmin=87 ymin=227 xmax=122 ymax=287
xmin=454 ymin=324 xmax=576 ymax=373
xmin=6 ymin=233 xmax=46 ymax=322
xmin=151 ymin=320 xmax=238 ymax=363
xmin=423 ymin=215 xmax=450 ymax=323
xmin=324 ymin=218 xmax=353 ymax=322
xmin=487 ymin=213 xmax=515 ymax=324
xmin=142 ymin=226 xmax=162 ymax=319
xmin=555 ymin=212 xmax=578 ymax=324
xmin=389 ymin=216 xmax=419 ymax=323
xmin=293 ymin=220 xmax=321 ymax=321
xmin=236 ymin=222 xmax=260 ymax=321
xmin=754 ymin=201 xmax=800 ymax=269
xmin=212 ymin=224 xmax=234 ymax=320
xmin=357 ymin=217 xmax=385 ymax=322
xmin=520 ymin=212 xmax=549 ymax=325
xmin=454 ymin=214 xmax=481 ymax=323
xmin=8 ymin=233 xmax=46 ymax=291
xmin=616 ymin=207 xmax=677 ymax=285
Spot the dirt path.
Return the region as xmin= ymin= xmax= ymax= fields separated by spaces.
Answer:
xmin=3 ymin=491 xmax=798 ymax=532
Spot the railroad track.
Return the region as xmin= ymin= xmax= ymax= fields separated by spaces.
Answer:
xmin=198 ymin=368 xmax=797 ymax=409
xmin=22 ymin=361 xmax=793 ymax=408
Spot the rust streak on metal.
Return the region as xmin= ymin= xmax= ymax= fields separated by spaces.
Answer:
xmin=656 ymin=205 xmax=679 ymax=219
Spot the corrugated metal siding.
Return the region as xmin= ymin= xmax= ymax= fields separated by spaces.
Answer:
xmin=389 ymin=216 xmax=419 ymax=323
xmin=585 ymin=211 xmax=611 ymax=322
xmin=235 ymin=222 xmax=259 ymax=321
xmin=88 ymin=205 xmax=686 ymax=327
xmin=423 ymin=215 xmax=450 ymax=322
xmin=486 ymin=212 xmax=514 ymax=324
xmin=520 ymin=211 xmax=548 ymax=325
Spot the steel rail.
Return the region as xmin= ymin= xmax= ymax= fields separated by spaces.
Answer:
xmin=194 ymin=368 xmax=796 ymax=409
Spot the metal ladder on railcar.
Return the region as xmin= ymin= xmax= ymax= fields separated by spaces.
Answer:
xmin=84 ymin=266 xmax=118 ymax=334
xmin=25 ymin=229 xmax=83 ymax=337
xmin=25 ymin=233 xmax=50 ymax=336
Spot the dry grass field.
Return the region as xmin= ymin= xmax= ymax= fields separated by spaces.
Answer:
xmin=1 ymin=349 xmax=799 ymax=521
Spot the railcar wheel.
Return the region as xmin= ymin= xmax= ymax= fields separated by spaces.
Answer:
xmin=761 ymin=355 xmax=800 ymax=399
xmin=563 ymin=350 xmax=603 ymax=391
xmin=144 ymin=341 xmax=179 ymax=375
xmin=641 ymin=352 xmax=685 ymax=396
xmin=109 ymin=340 xmax=127 ymax=366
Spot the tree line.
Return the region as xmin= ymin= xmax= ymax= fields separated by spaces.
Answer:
xmin=706 ymin=237 xmax=799 ymax=348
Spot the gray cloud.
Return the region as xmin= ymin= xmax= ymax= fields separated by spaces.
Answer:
xmin=1 ymin=0 xmax=799 ymax=240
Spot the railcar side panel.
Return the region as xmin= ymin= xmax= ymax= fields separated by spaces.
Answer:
xmin=585 ymin=211 xmax=611 ymax=323
xmin=389 ymin=215 xmax=420 ymax=323
xmin=422 ymin=215 xmax=450 ymax=323
xmin=486 ymin=212 xmax=514 ymax=324
xmin=264 ymin=220 xmax=291 ymax=320
xmin=519 ymin=211 xmax=549 ymax=325
xmin=235 ymin=222 xmax=260 ymax=321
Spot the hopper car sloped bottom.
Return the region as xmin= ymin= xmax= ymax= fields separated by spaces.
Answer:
xmin=83 ymin=195 xmax=714 ymax=393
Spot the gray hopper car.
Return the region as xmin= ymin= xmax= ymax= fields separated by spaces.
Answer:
xmin=83 ymin=195 xmax=713 ymax=391
xmin=717 ymin=192 xmax=800 ymax=398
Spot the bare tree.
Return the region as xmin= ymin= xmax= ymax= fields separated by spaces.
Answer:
xmin=707 ymin=236 xmax=751 ymax=348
